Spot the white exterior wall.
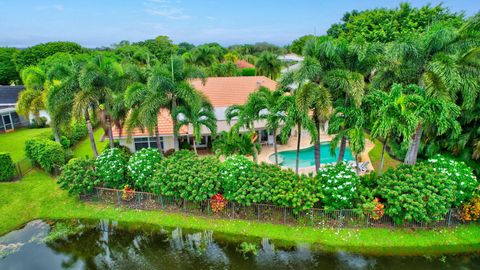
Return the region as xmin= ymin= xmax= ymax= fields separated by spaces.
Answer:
xmin=29 ymin=110 xmax=51 ymax=124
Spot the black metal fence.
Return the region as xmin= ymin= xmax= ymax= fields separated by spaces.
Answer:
xmin=14 ymin=158 xmax=34 ymax=178
xmin=89 ymin=187 xmax=466 ymax=228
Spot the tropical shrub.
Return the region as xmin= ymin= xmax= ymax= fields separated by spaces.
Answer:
xmin=459 ymin=196 xmax=480 ymax=221
xmin=315 ymin=162 xmax=359 ymax=210
xmin=210 ymin=193 xmax=227 ymax=213
xmin=426 ymin=154 xmax=479 ymax=206
xmin=0 ymin=153 xmax=16 ymax=182
xmin=57 ymin=158 xmax=98 ymax=194
xmin=151 ymin=150 xmax=222 ymax=202
xmin=25 ymin=138 xmax=65 ymax=172
xmin=378 ymin=163 xmax=456 ymax=224
xmin=69 ymin=121 xmax=88 ymax=145
xmin=60 ymin=136 xmax=71 ymax=149
xmin=127 ymin=148 xmax=162 ymax=191
xmin=30 ymin=116 xmax=48 ymax=128
xmin=95 ymin=148 xmax=129 ymax=188
xmin=220 ymin=155 xmax=320 ymax=213
xmin=241 ymin=68 xmax=256 ymax=76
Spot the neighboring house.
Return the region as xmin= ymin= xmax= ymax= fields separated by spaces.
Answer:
xmin=279 ymin=53 xmax=304 ymax=74
xmin=0 ymin=86 xmax=28 ymax=132
xmin=114 ymin=76 xmax=277 ymax=152
xmin=235 ymin=60 xmax=255 ymax=69
xmin=0 ymin=85 xmax=51 ymax=132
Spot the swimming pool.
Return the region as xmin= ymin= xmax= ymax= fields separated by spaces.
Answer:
xmin=269 ymin=143 xmax=355 ymax=169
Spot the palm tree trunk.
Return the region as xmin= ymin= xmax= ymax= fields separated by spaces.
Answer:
xmin=53 ymin=126 xmax=61 ymax=143
xmin=250 ymin=127 xmax=258 ymax=163
xmin=172 ymin=98 xmax=180 ymax=152
xmin=295 ymin=123 xmax=301 ymax=174
xmin=379 ymin=137 xmax=388 ymax=176
xmin=106 ymin=115 xmax=114 ymax=149
xmin=355 ymin=154 xmax=360 ymax=175
xmin=273 ymin=128 xmax=278 ymax=165
xmin=155 ymin=124 xmax=163 ymax=155
xmin=314 ymin=120 xmax=321 ymax=172
xmin=337 ymin=136 xmax=347 ymax=162
xmin=193 ymin=137 xmax=197 ymax=154
xmin=84 ymin=110 xmax=98 ymax=158
xmin=404 ymin=124 xmax=423 ymax=165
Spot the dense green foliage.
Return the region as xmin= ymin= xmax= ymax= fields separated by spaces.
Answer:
xmin=94 ymin=148 xmax=128 ymax=188
xmin=25 ymin=138 xmax=65 ymax=172
xmin=151 ymin=150 xmax=222 ymax=202
xmin=427 ymin=155 xmax=479 ymax=207
xmin=14 ymin=41 xmax=84 ymax=71
xmin=0 ymin=153 xmax=16 ymax=182
xmin=378 ymin=163 xmax=456 ymax=224
xmin=134 ymin=36 xmax=177 ymax=64
xmin=327 ymin=3 xmax=464 ymax=42
xmin=289 ymin=35 xmax=315 ymax=55
xmin=220 ymin=155 xmax=320 ymax=213
xmin=241 ymin=67 xmax=256 ymax=76
xmin=57 ymin=158 xmax=98 ymax=194
xmin=127 ymin=148 xmax=162 ymax=191
xmin=0 ymin=48 xmax=20 ymax=84
xmin=316 ymin=162 xmax=359 ymax=210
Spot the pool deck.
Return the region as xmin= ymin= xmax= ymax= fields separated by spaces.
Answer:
xmin=257 ymin=128 xmax=375 ymax=175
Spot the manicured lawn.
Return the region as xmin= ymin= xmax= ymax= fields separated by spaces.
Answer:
xmin=72 ymin=128 xmax=109 ymax=159
xmin=0 ymin=127 xmax=51 ymax=162
xmin=1 ymin=169 xmax=480 ymax=255
xmin=366 ymin=134 xmax=401 ymax=172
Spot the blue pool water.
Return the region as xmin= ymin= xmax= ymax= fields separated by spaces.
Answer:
xmin=270 ymin=143 xmax=355 ymax=169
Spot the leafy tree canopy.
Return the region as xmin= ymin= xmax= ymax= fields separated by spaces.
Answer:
xmin=14 ymin=41 xmax=84 ymax=72
xmin=327 ymin=3 xmax=464 ymax=43
xmin=289 ymin=35 xmax=315 ymax=55
xmin=133 ymin=35 xmax=178 ymax=64
xmin=0 ymin=48 xmax=20 ymax=85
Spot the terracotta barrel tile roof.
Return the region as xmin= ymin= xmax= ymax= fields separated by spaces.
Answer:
xmin=113 ymin=76 xmax=277 ymax=138
xmin=235 ymin=60 xmax=255 ymax=69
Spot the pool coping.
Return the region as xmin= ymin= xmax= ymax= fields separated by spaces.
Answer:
xmin=257 ymin=130 xmax=375 ymax=175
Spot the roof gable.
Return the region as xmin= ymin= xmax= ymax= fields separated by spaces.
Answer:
xmin=0 ymin=86 xmax=25 ymax=105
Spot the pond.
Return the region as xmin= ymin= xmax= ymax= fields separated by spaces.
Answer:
xmin=1 ymin=220 xmax=479 ymax=270
xmin=270 ymin=143 xmax=355 ymax=169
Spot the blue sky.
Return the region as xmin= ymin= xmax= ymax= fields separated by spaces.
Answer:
xmin=0 ymin=0 xmax=478 ymax=48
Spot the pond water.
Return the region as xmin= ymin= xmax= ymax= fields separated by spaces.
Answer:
xmin=1 ymin=220 xmax=480 ymax=270
xmin=270 ymin=143 xmax=355 ymax=169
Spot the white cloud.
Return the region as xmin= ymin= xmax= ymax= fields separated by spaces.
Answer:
xmin=35 ymin=4 xmax=64 ymax=12
xmin=143 ymin=0 xmax=190 ymax=20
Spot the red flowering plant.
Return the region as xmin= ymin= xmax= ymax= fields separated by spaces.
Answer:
xmin=210 ymin=193 xmax=227 ymax=213
xmin=121 ymin=184 xmax=135 ymax=201
xmin=362 ymin=197 xmax=385 ymax=220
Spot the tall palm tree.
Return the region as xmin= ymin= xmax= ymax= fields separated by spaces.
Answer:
xmin=192 ymin=46 xmax=218 ymax=67
xmin=124 ymin=81 xmax=165 ymax=153
xmin=279 ymin=92 xmax=317 ymax=174
xmin=148 ymin=56 xmax=206 ymax=152
xmin=295 ymin=82 xmax=332 ymax=171
xmin=256 ymin=51 xmax=282 ymax=79
xmin=364 ymin=84 xmax=417 ymax=175
xmin=373 ymin=16 xmax=480 ymax=164
xmin=241 ymin=87 xmax=286 ymax=164
xmin=328 ymin=105 xmax=366 ymax=174
xmin=17 ymin=67 xmax=46 ymax=125
xmin=173 ymin=93 xmax=217 ymax=154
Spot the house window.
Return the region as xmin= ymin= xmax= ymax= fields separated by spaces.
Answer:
xmin=134 ymin=136 xmax=164 ymax=151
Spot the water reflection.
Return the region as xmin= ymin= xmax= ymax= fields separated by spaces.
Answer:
xmin=0 ymin=220 xmax=479 ymax=270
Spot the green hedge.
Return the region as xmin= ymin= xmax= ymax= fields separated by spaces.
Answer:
xmin=25 ymin=138 xmax=65 ymax=172
xmin=95 ymin=148 xmax=129 ymax=189
xmin=241 ymin=68 xmax=256 ymax=76
xmin=0 ymin=153 xmax=16 ymax=181
xmin=57 ymin=158 xmax=98 ymax=194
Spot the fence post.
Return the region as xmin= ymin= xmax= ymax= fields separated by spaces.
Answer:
xmin=232 ymin=202 xmax=235 ymax=219
xmin=16 ymin=163 xmax=22 ymax=178
xmin=283 ymin=207 xmax=286 ymax=224
xmin=447 ymin=209 xmax=452 ymax=227
xmin=183 ymin=199 xmax=186 ymax=212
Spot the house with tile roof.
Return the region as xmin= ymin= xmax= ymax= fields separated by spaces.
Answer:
xmin=235 ymin=60 xmax=255 ymax=69
xmin=114 ymin=76 xmax=277 ymax=152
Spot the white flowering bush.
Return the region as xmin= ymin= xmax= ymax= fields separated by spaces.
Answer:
xmin=127 ymin=148 xmax=162 ymax=191
xmin=315 ymin=162 xmax=359 ymax=210
xmin=220 ymin=155 xmax=258 ymax=202
xmin=95 ymin=148 xmax=128 ymax=189
xmin=427 ymin=154 xmax=479 ymax=207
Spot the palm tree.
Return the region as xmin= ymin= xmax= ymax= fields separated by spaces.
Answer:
xmin=192 ymin=46 xmax=218 ymax=67
xmin=17 ymin=67 xmax=46 ymax=125
xmin=295 ymin=82 xmax=332 ymax=171
xmin=328 ymin=105 xmax=366 ymax=174
xmin=373 ymin=16 xmax=480 ymax=164
xmin=256 ymin=51 xmax=282 ymax=79
xmin=212 ymin=130 xmax=260 ymax=158
xmin=225 ymin=94 xmax=265 ymax=163
xmin=148 ymin=56 xmax=206 ymax=152
xmin=402 ymin=84 xmax=461 ymax=165
xmin=279 ymin=92 xmax=317 ymax=174
xmin=364 ymin=84 xmax=417 ymax=175
xmin=124 ymin=81 xmax=165 ymax=153
xmin=173 ymin=93 xmax=217 ymax=153
xmin=241 ymin=87 xmax=286 ymax=164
